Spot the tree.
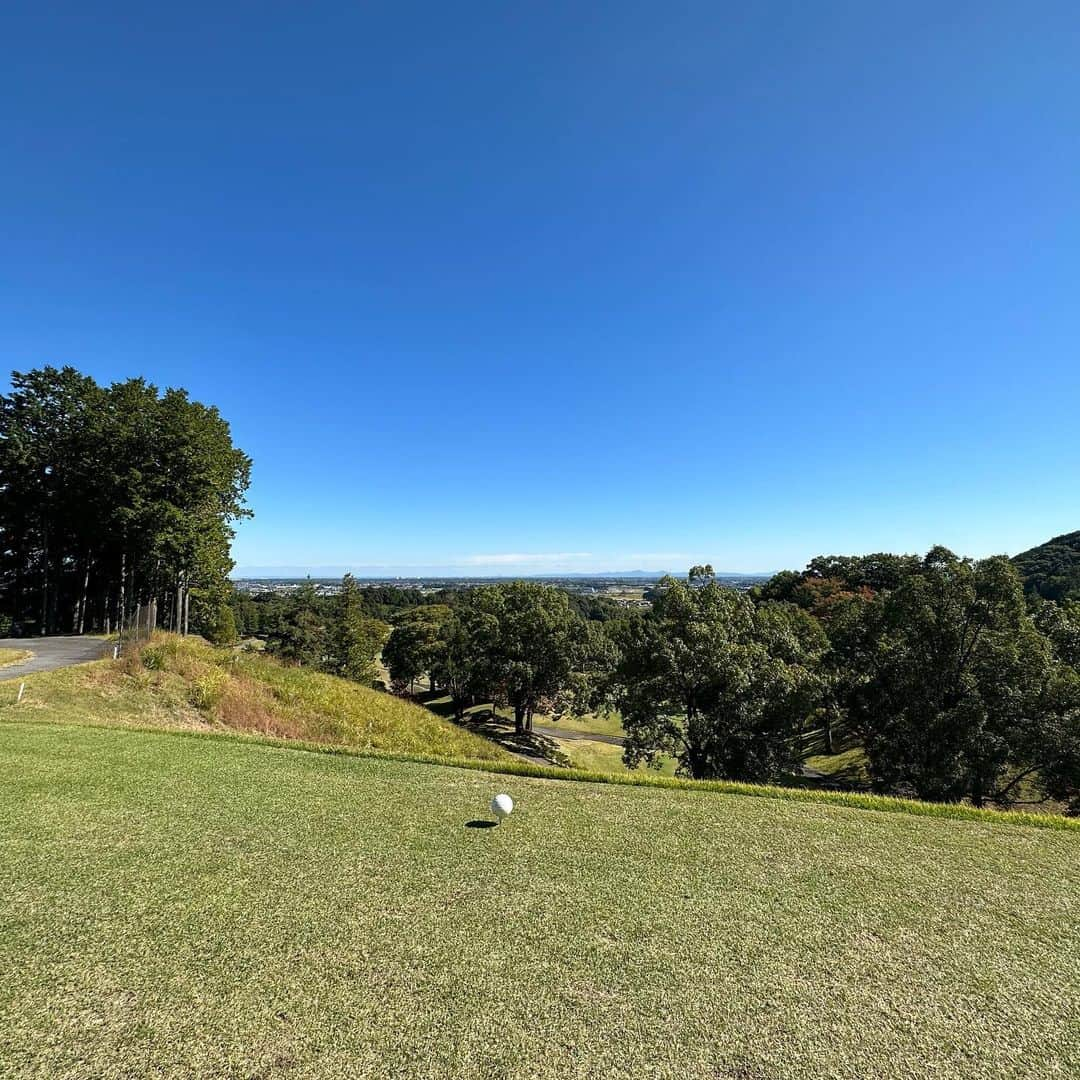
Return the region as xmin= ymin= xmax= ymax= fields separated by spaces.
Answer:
xmin=460 ymin=582 xmax=601 ymax=735
xmin=1012 ymin=530 xmax=1080 ymax=601
xmin=850 ymin=547 xmax=1078 ymax=807
xmin=266 ymin=584 xmax=326 ymax=667
xmin=383 ymin=605 xmax=453 ymax=693
xmin=614 ymin=571 xmax=824 ymax=781
xmin=428 ymin=610 xmax=483 ymax=719
xmin=324 ymin=574 xmax=390 ymax=684
xmin=0 ymin=366 xmax=251 ymax=637
xmin=206 ymin=603 xmax=239 ymax=645
xmin=1032 ymin=597 xmax=1080 ymax=669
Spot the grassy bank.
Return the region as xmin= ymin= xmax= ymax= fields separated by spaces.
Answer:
xmin=1 ymin=723 xmax=1077 ymax=1079
xmin=0 ymin=648 xmax=32 ymax=668
xmin=0 ymin=635 xmax=510 ymax=764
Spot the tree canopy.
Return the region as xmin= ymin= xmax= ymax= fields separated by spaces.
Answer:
xmin=0 ymin=366 xmax=251 ymax=637
xmin=1012 ymin=530 xmax=1080 ymax=601
xmin=614 ymin=570 xmax=825 ymax=781
xmin=850 ymin=547 xmax=1080 ymax=808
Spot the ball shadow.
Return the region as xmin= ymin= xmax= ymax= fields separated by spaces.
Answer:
xmin=464 ymin=819 xmax=498 ymax=829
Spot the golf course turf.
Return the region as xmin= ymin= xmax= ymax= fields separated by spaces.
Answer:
xmin=1 ymin=723 xmax=1078 ymax=1079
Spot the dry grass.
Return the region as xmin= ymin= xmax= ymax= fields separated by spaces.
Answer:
xmin=0 ymin=648 xmax=32 ymax=668
xmin=1 ymin=634 xmax=511 ymax=763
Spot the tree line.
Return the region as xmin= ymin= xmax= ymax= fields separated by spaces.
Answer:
xmin=0 ymin=367 xmax=251 ymax=638
xmin=5 ymin=365 xmax=1076 ymax=812
xmin=371 ymin=553 xmax=1079 ymax=813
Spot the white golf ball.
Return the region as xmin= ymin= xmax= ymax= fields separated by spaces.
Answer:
xmin=491 ymin=793 xmax=514 ymax=820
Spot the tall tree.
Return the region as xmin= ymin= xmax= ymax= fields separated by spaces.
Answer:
xmin=0 ymin=366 xmax=251 ymax=636
xmin=384 ymin=604 xmax=453 ymax=693
xmin=850 ymin=547 xmax=1078 ymax=807
xmin=460 ymin=582 xmax=602 ymax=735
xmin=614 ymin=569 xmax=825 ymax=781
xmin=324 ymin=574 xmax=390 ymax=684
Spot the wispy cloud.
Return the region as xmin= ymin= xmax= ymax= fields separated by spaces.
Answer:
xmin=457 ymin=552 xmax=593 ymax=566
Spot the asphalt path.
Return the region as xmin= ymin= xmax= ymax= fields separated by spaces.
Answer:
xmin=0 ymin=636 xmax=111 ymax=680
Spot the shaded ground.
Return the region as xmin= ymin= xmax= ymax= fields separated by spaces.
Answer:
xmin=418 ymin=692 xmax=569 ymax=766
xmin=0 ymin=635 xmax=109 ymax=680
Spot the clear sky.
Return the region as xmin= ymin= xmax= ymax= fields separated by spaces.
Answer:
xmin=2 ymin=2 xmax=1078 ymax=576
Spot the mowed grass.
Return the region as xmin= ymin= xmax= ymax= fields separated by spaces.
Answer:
xmin=1 ymin=724 xmax=1077 ymax=1080
xmin=0 ymin=635 xmax=509 ymax=764
xmin=0 ymin=648 xmax=32 ymax=668
xmin=556 ymin=735 xmax=678 ymax=777
xmin=805 ymin=745 xmax=871 ymax=784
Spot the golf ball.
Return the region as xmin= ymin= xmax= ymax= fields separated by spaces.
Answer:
xmin=491 ymin=793 xmax=514 ymax=819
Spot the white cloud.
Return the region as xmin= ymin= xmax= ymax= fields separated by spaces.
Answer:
xmin=457 ymin=552 xmax=593 ymax=565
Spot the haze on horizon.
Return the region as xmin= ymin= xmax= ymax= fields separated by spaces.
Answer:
xmin=3 ymin=3 xmax=1078 ymax=573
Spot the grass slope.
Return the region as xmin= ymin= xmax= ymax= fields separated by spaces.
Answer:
xmin=1 ymin=723 xmax=1078 ymax=1079
xmin=0 ymin=635 xmax=509 ymax=764
xmin=0 ymin=648 xmax=32 ymax=668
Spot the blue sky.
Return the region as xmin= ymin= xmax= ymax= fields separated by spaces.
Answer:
xmin=2 ymin=2 xmax=1078 ymax=576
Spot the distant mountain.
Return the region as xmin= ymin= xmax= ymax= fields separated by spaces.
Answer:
xmin=1012 ymin=531 xmax=1080 ymax=601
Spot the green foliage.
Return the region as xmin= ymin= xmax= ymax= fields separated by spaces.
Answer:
xmin=265 ymin=584 xmax=326 ymax=667
xmin=322 ymin=575 xmax=390 ymax=685
xmin=615 ymin=571 xmax=825 ymax=781
xmin=383 ymin=605 xmax=453 ymax=691
xmin=1012 ymin=530 xmax=1080 ymax=601
xmin=851 ymin=547 xmax=1080 ymax=808
xmin=204 ymin=603 xmax=238 ymax=645
xmin=804 ymin=552 xmax=921 ymax=592
xmin=0 ymin=365 xmax=251 ymax=636
xmin=1032 ymin=596 xmax=1080 ymax=668
xmin=455 ymin=582 xmax=611 ymax=733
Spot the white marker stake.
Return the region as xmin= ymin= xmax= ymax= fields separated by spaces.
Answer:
xmin=491 ymin=793 xmax=513 ymax=823
xmin=17 ymin=682 xmax=25 ymax=703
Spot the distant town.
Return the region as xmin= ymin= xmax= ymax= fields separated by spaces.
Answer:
xmin=230 ymin=572 xmax=771 ymax=607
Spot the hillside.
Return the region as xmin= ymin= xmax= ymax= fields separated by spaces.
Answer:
xmin=1013 ymin=529 xmax=1080 ymax=600
xmin=1 ymin=723 xmax=1076 ymax=1079
xmin=0 ymin=635 xmax=510 ymax=764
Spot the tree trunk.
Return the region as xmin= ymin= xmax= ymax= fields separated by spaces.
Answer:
xmin=118 ymin=552 xmax=127 ymax=640
xmin=822 ymin=707 xmax=835 ymax=756
xmin=970 ymin=770 xmax=984 ymax=808
xmin=76 ymin=556 xmax=91 ymax=634
xmin=513 ymin=703 xmax=526 ymax=736
xmin=40 ymin=523 xmax=49 ymax=635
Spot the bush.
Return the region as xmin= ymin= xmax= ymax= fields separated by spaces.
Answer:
xmin=188 ymin=668 xmax=228 ymax=710
xmin=206 ymin=605 xmax=238 ymax=646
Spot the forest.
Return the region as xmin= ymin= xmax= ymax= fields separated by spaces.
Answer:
xmin=0 ymin=367 xmax=250 ymax=638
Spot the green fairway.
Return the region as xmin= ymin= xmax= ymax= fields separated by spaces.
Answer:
xmin=1 ymin=724 xmax=1077 ymax=1079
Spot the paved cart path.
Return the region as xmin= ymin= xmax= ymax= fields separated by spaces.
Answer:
xmin=0 ymin=636 xmax=111 ymax=680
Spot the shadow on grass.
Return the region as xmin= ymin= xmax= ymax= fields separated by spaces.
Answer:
xmin=416 ymin=692 xmax=571 ymax=768
xmin=464 ymin=819 xmax=498 ymax=829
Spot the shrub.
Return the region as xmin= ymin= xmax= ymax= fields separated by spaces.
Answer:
xmin=188 ymin=667 xmax=228 ymax=710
